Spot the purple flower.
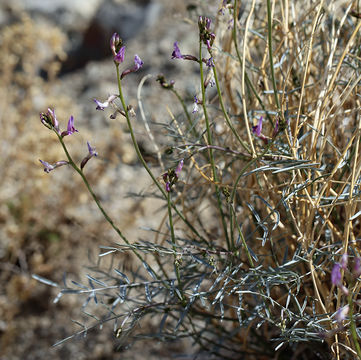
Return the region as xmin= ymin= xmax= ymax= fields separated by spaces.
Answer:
xmin=94 ymin=94 xmax=118 ymax=111
xmin=172 ymin=41 xmax=184 ymax=59
xmin=162 ymin=159 xmax=184 ymax=192
xmin=198 ymin=17 xmax=216 ymax=50
xmin=61 ymin=115 xmax=78 ymax=137
xmin=39 ymin=159 xmax=68 ymax=173
xmin=273 ymin=117 xmax=279 ymax=136
xmin=206 ymin=57 xmax=215 ymax=67
xmin=120 ymin=55 xmax=144 ymax=79
xmin=340 ymin=253 xmax=348 ymax=270
xmin=192 ymin=95 xmax=199 ymax=113
xmin=40 ymin=108 xmax=60 ymax=134
xmin=331 ymin=263 xmax=342 ymax=286
xmin=114 ymin=46 xmax=126 ymax=64
xmin=67 ymin=116 xmax=77 ymax=134
xmin=205 ymin=17 xmax=211 ymax=30
xmin=354 ymin=257 xmax=361 ymax=277
xmin=252 ymin=117 xmax=263 ymax=137
xmin=331 ymin=263 xmax=348 ymax=295
xmin=133 ymin=55 xmax=143 ymax=71
xmin=110 ymin=32 xmax=120 ymax=56
xmin=171 ymin=41 xmax=199 ymax=62
xmin=335 ymin=305 xmax=349 ymax=325
xmin=175 ymin=159 xmax=184 ymax=178
xmin=87 ymin=141 xmax=98 ymax=156
xmin=39 ymin=159 xmax=54 ymax=173
xmin=165 ymin=182 xmax=171 ymax=192
xmin=80 ymin=141 xmax=98 ymax=170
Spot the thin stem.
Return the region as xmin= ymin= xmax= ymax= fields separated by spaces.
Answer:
xmin=230 ymin=205 xmax=254 ymax=267
xmin=199 ymin=42 xmax=230 ymax=249
xmin=266 ymin=0 xmax=280 ymax=110
xmin=167 ymin=192 xmax=183 ymax=299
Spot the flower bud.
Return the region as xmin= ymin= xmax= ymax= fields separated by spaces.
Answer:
xmin=110 ymin=32 xmax=123 ymax=56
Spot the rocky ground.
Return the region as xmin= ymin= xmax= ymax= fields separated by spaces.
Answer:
xmin=0 ymin=0 xmax=222 ymax=359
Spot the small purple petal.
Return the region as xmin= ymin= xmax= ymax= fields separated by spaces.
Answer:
xmin=340 ymin=284 xmax=349 ymax=295
xmin=205 ymin=17 xmax=211 ymax=30
xmin=340 ymin=253 xmax=348 ymax=270
xmin=67 ymin=115 xmax=78 ymax=134
xmin=94 ymin=94 xmax=117 ymax=111
xmin=133 ymin=55 xmax=143 ymax=71
xmin=331 ymin=263 xmax=341 ymax=286
xmin=252 ymin=116 xmax=263 ymax=137
xmin=175 ymin=159 xmax=184 ymax=178
xmin=165 ymin=182 xmax=171 ymax=192
xmin=87 ymin=141 xmax=98 ymax=157
xmin=110 ymin=32 xmax=120 ymax=56
xmin=39 ymin=159 xmax=68 ymax=173
xmin=94 ymin=98 xmax=108 ymax=111
xmin=39 ymin=159 xmax=54 ymax=173
xmin=81 ymin=142 xmax=98 ymax=170
xmin=114 ymin=46 xmax=125 ymax=64
xmin=47 ymin=108 xmax=59 ymax=130
xmin=206 ymin=57 xmax=215 ymax=67
xmin=61 ymin=115 xmax=78 ymax=137
xmin=171 ymin=42 xmax=183 ymax=59
xmin=335 ymin=305 xmax=349 ymax=324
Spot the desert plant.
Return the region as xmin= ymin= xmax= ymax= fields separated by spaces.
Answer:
xmin=34 ymin=1 xmax=361 ymax=359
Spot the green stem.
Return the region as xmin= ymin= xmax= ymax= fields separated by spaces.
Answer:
xmin=199 ymin=42 xmax=230 ymax=250
xmin=266 ymin=0 xmax=280 ymax=110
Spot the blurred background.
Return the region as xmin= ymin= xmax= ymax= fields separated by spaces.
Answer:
xmin=0 ymin=0 xmax=220 ymax=358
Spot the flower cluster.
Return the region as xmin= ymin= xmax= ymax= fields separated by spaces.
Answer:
xmin=110 ymin=32 xmax=124 ymax=64
xmin=40 ymin=108 xmax=78 ymax=138
xmin=110 ymin=32 xmax=144 ymax=78
xmin=198 ymin=16 xmax=215 ymax=51
xmin=162 ymin=159 xmax=184 ymax=192
xmin=39 ymin=109 xmax=97 ymax=172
